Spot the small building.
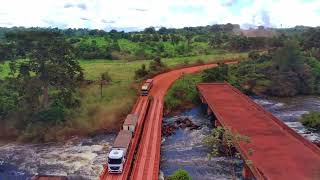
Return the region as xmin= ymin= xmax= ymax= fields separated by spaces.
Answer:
xmin=123 ymin=114 xmax=139 ymax=134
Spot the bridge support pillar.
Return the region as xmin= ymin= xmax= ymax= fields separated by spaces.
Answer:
xmin=207 ymin=107 xmax=212 ymax=115
xmin=214 ymin=119 xmax=221 ymax=127
xmin=242 ymin=164 xmax=254 ymax=180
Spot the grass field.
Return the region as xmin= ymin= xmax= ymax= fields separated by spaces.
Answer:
xmin=0 ymin=52 xmax=247 ymax=140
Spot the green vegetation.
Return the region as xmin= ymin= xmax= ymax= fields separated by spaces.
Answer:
xmin=0 ymin=50 xmax=246 ymax=141
xmin=300 ymin=112 xmax=320 ymax=131
xmin=203 ymin=126 xmax=252 ymax=179
xmin=1 ymin=24 xmax=319 ymax=142
xmin=164 ymin=73 xmax=202 ymax=112
xmin=202 ymin=39 xmax=320 ymax=97
xmin=167 ymin=169 xmax=192 ymax=180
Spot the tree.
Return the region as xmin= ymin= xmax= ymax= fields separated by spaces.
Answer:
xmin=158 ymin=27 xmax=168 ymax=35
xmin=144 ymin=27 xmax=156 ymax=34
xmin=134 ymin=64 xmax=149 ymax=79
xmin=100 ymin=72 xmax=112 ymax=98
xmin=230 ymin=36 xmax=251 ymax=51
xmin=202 ymin=63 xmax=229 ymax=82
xmin=300 ymin=111 xmax=320 ymax=131
xmin=7 ymin=31 xmax=83 ymax=110
xmin=168 ymin=169 xmax=192 ymax=180
xmin=170 ymin=34 xmax=181 ymax=45
xmin=203 ymin=126 xmax=252 ymax=180
xmin=184 ymin=32 xmax=193 ymax=48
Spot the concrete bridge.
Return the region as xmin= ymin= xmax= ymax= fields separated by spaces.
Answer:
xmin=197 ymin=83 xmax=320 ymax=180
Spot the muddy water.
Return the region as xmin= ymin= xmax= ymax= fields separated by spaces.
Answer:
xmin=0 ymin=134 xmax=115 ymax=180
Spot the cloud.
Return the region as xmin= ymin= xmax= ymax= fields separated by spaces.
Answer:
xmin=64 ymin=3 xmax=73 ymax=8
xmin=133 ymin=8 xmax=148 ymax=12
xmin=80 ymin=17 xmax=89 ymax=21
xmin=222 ymin=0 xmax=238 ymax=7
xmin=63 ymin=3 xmax=87 ymax=10
xmin=0 ymin=0 xmax=319 ymax=31
xmin=77 ymin=3 xmax=87 ymax=10
xmin=101 ymin=19 xmax=115 ymax=24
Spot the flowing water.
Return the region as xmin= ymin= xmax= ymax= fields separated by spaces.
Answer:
xmin=160 ymin=107 xmax=244 ymax=180
xmin=0 ymin=133 xmax=115 ymax=180
xmin=0 ymin=96 xmax=320 ymax=180
xmin=253 ymin=96 xmax=320 ymax=142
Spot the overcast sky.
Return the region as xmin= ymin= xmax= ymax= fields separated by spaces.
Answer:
xmin=0 ymin=0 xmax=319 ymax=31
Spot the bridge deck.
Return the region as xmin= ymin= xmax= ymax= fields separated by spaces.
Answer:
xmin=197 ymin=83 xmax=320 ymax=180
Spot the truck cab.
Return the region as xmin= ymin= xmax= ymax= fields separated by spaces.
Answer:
xmin=141 ymin=79 xmax=153 ymax=96
xmin=107 ymin=130 xmax=132 ymax=173
xmin=108 ymin=149 xmax=125 ymax=173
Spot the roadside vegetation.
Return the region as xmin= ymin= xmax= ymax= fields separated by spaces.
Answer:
xmin=164 ymin=73 xmax=202 ymax=114
xmin=167 ymin=169 xmax=192 ymax=180
xmin=203 ymin=126 xmax=253 ymax=180
xmin=165 ymin=27 xmax=320 ymax=113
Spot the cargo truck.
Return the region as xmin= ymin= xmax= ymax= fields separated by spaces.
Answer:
xmin=108 ymin=130 xmax=132 ymax=173
xmin=141 ymin=79 xmax=153 ymax=96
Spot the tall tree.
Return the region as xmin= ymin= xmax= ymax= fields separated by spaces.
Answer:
xmin=7 ymin=31 xmax=83 ymax=108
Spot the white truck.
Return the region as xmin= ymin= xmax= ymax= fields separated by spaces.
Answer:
xmin=141 ymin=79 xmax=153 ymax=96
xmin=108 ymin=130 xmax=132 ymax=173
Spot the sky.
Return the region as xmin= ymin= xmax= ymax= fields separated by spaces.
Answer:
xmin=0 ymin=0 xmax=319 ymax=31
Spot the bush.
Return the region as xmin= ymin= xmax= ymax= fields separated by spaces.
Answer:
xmin=101 ymin=71 xmax=112 ymax=82
xmin=164 ymin=74 xmax=201 ymax=111
xmin=202 ymin=63 xmax=228 ymax=82
xmin=168 ymin=169 xmax=192 ymax=180
xmin=149 ymin=57 xmax=167 ymax=73
xmin=300 ymin=111 xmax=320 ymax=131
xmin=35 ymin=101 xmax=66 ymax=124
xmin=134 ymin=64 xmax=149 ymax=79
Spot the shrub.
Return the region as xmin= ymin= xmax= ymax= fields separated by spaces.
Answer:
xmin=202 ymin=63 xmax=228 ymax=82
xmin=149 ymin=57 xmax=167 ymax=73
xmin=134 ymin=64 xmax=149 ymax=79
xmin=168 ymin=169 xmax=192 ymax=180
xmin=101 ymin=71 xmax=112 ymax=82
xmin=35 ymin=101 xmax=66 ymax=124
xmin=300 ymin=111 xmax=320 ymax=131
xmin=164 ymin=74 xmax=201 ymax=111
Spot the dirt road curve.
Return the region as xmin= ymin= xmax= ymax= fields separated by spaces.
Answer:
xmin=101 ymin=63 xmax=217 ymax=180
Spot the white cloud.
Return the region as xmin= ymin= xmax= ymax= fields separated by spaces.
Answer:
xmin=0 ymin=0 xmax=319 ymax=30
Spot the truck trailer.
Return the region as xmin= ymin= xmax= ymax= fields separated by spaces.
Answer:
xmin=107 ymin=130 xmax=132 ymax=173
xmin=123 ymin=114 xmax=139 ymax=135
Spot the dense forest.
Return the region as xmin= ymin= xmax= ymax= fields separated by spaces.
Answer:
xmin=0 ymin=24 xmax=320 ymax=141
xmin=0 ymin=24 xmax=297 ymax=61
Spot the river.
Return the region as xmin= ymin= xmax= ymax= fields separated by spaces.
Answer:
xmin=0 ymin=96 xmax=320 ymax=180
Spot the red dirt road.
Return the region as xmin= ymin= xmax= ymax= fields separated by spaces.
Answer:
xmin=101 ymin=64 xmax=215 ymax=180
xmin=197 ymin=83 xmax=320 ymax=180
xmin=130 ymin=64 xmax=215 ymax=180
